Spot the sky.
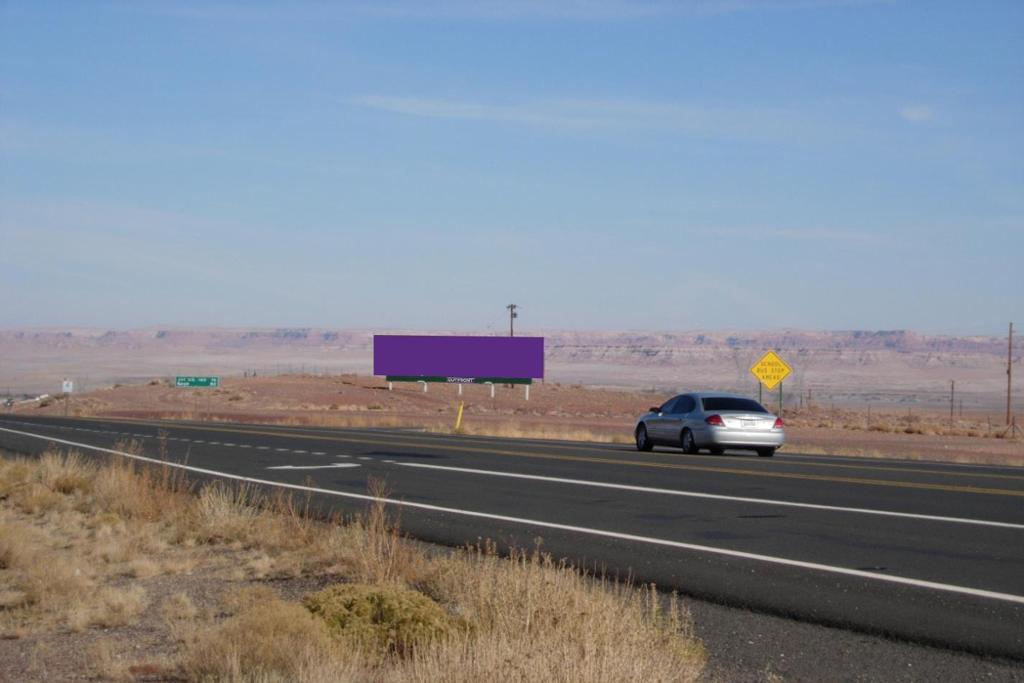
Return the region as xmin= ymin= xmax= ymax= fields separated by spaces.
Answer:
xmin=1 ymin=0 xmax=1021 ymax=335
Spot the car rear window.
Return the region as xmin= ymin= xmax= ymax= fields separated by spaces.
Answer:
xmin=701 ymin=397 xmax=768 ymax=413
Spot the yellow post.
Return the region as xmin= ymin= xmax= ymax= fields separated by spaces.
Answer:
xmin=453 ymin=401 xmax=464 ymax=432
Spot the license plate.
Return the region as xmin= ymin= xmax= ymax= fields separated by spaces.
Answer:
xmin=742 ymin=420 xmax=755 ymax=428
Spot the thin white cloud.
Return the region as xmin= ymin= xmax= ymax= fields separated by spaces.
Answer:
xmin=109 ymin=0 xmax=889 ymax=22
xmin=348 ymin=94 xmax=816 ymax=140
xmin=711 ymin=226 xmax=884 ymax=245
xmin=899 ymin=105 xmax=933 ymax=123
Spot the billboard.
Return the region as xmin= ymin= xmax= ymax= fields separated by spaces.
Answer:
xmin=373 ymin=335 xmax=544 ymax=381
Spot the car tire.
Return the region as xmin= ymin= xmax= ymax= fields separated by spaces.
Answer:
xmin=757 ymin=447 xmax=775 ymax=458
xmin=681 ymin=429 xmax=698 ymax=454
xmin=635 ymin=424 xmax=653 ymax=452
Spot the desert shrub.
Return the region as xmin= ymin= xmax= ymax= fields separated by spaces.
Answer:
xmin=68 ymin=586 xmax=148 ymax=630
xmin=189 ymin=483 xmax=261 ymax=545
xmin=304 ymin=583 xmax=454 ymax=656
xmin=0 ymin=458 xmax=33 ymax=498
xmin=182 ymin=596 xmax=336 ymax=681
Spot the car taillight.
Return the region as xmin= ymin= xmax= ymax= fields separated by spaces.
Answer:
xmin=773 ymin=418 xmax=784 ymax=429
xmin=705 ymin=414 xmax=724 ymax=426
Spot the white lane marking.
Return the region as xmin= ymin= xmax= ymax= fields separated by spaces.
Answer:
xmin=223 ymin=443 xmax=235 ymax=447
xmin=266 ymin=463 xmax=362 ymax=470
xmin=208 ymin=441 xmax=220 ymax=445
xmin=180 ymin=438 xmax=191 ymax=442
xmin=2 ymin=425 xmax=1023 ymax=607
xmin=293 ymin=450 xmax=307 ymax=454
xmin=391 ymin=462 xmax=1024 ymax=531
xmin=312 ymin=451 xmax=326 ymax=456
xmin=193 ymin=440 xmax=205 ymax=444
xmin=336 ymin=454 xmax=351 ymax=458
xmin=239 ymin=445 xmax=251 ymax=449
xmin=275 ymin=448 xmax=290 ymax=452
xmin=358 ymin=457 xmax=371 ymax=461
xmin=255 ymin=446 xmax=269 ymax=450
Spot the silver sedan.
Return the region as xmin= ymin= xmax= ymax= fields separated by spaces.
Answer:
xmin=634 ymin=392 xmax=784 ymax=457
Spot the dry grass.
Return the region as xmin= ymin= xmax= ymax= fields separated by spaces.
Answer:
xmin=0 ymin=449 xmax=705 ymax=681
xmin=783 ymin=404 xmax=1020 ymax=440
xmin=180 ymin=597 xmax=343 ymax=682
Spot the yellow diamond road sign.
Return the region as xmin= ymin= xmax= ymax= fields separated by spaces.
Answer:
xmin=750 ymin=351 xmax=791 ymax=390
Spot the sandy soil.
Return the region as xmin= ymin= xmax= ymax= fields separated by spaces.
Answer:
xmin=10 ymin=374 xmax=1023 ymax=466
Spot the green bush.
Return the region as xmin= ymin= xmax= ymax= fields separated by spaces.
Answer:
xmin=303 ymin=583 xmax=453 ymax=656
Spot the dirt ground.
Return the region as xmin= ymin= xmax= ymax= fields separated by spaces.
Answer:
xmin=11 ymin=374 xmax=1023 ymax=466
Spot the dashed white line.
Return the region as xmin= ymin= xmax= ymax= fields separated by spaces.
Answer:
xmin=208 ymin=441 xmax=220 ymax=445
xmin=256 ymin=446 xmax=269 ymax=450
xmin=293 ymin=450 xmax=307 ymax=454
xmin=2 ymin=424 xmax=1021 ymax=607
xmin=266 ymin=463 xmax=361 ymax=470
xmin=312 ymin=451 xmax=326 ymax=456
xmin=275 ymin=448 xmax=290 ymax=452
xmin=223 ymin=443 xmax=236 ymax=447
xmin=239 ymin=445 xmax=251 ymax=449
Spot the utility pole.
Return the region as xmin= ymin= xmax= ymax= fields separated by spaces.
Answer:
xmin=506 ymin=304 xmax=518 ymax=337
xmin=1008 ymin=322 xmax=1014 ymax=427
xmin=950 ymin=380 xmax=955 ymax=422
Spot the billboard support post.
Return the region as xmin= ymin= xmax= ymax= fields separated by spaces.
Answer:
xmin=485 ymin=381 xmax=495 ymax=399
xmin=419 ymin=381 xmax=427 ymax=393
xmin=525 ymin=384 xmax=530 ymax=401
xmin=388 ymin=382 xmax=393 ymax=392
xmin=458 ymin=384 xmax=463 ymax=396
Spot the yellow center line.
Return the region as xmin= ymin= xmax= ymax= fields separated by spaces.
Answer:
xmin=90 ymin=416 xmax=1024 ymax=481
xmin=72 ymin=417 xmax=1024 ymax=498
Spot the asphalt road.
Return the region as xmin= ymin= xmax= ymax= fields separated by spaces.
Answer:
xmin=1 ymin=414 xmax=1022 ymax=663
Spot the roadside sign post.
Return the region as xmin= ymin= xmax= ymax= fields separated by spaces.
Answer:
xmin=61 ymin=379 xmax=73 ymax=417
xmin=750 ymin=351 xmax=791 ymax=417
xmin=175 ymin=377 xmax=219 ymax=420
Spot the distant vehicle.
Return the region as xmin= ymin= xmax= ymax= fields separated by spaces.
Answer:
xmin=634 ymin=392 xmax=784 ymax=457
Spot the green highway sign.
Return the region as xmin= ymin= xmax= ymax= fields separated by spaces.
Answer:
xmin=175 ymin=376 xmax=219 ymax=388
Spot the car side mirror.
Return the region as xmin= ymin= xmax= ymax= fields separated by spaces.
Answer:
xmin=649 ymin=407 xmax=661 ymax=413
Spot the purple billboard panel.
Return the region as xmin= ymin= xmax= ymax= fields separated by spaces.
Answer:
xmin=373 ymin=335 xmax=544 ymax=379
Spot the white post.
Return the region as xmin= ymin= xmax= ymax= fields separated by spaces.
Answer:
xmin=420 ymin=381 xmax=427 ymax=393
xmin=525 ymin=384 xmax=530 ymax=401
xmin=487 ymin=382 xmax=495 ymax=399
xmin=388 ymin=382 xmax=393 ymax=392
xmin=458 ymin=383 xmax=463 ymax=396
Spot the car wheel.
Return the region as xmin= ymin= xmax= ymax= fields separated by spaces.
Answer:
xmin=635 ymin=424 xmax=653 ymax=451
xmin=709 ymin=447 xmax=724 ymax=455
xmin=681 ymin=429 xmax=698 ymax=454
xmin=757 ymin=447 xmax=775 ymax=458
